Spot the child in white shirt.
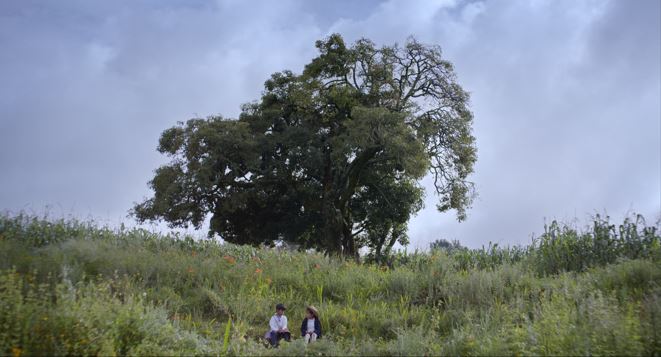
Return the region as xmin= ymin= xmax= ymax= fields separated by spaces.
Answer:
xmin=266 ymin=303 xmax=290 ymax=346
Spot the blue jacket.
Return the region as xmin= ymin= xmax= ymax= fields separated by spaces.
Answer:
xmin=300 ymin=317 xmax=322 ymax=338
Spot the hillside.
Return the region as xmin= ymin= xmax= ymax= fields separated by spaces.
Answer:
xmin=1 ymin=213 xmax=660 ymax=356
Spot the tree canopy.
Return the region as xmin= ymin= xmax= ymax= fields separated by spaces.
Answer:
xmin=133 ymin=34 xmax=477 ymax=260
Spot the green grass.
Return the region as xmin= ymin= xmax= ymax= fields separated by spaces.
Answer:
xmin=1 ymin=213 xmax=659 ymax=356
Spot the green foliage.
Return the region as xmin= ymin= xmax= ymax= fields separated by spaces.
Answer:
xmin=1 ymin=213 xmax=659 ymax=355
xmin=133 ymin=34 xmax=477 ymax=259
xmin=429 ymin=238 xmax=464 ymax=252
xmin=0 ymin=269 xmax=213 ymax=356
xmin=223 ymin=317 xmax=232 ymax=355
xmin=534 ymin=214 xmax=660 ymax=275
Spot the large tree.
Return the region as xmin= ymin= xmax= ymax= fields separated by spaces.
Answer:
xmin=133 ymin=34 xmax=477 ymax=260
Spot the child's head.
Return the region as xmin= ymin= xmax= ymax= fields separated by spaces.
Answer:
xmin=306 ymin=306 xmax=318 ymax=319
xmin=275 ymin=303 xmax=286 ymax=316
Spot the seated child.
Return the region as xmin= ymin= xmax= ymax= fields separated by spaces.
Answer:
xmin=266 ymin=303 xmax=291 ymax=347
xmin=300 ymin=306 xmax=321 ymax=343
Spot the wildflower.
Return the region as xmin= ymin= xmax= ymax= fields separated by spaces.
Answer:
xmin=11 ymin=347 xmax=21 ymax=357
xmin=223 ymin=255 xmax=236 ymax=265
xmin=255 ymin=268 xmax=263 ymax=274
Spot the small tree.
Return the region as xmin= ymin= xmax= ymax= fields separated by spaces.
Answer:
xmin=429 ymin=238 xmax=465 ymax=253
xmin=133 ymin=34 xmax=477 ymax=259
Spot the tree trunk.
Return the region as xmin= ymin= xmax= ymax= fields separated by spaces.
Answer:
xmin=340 ymin=210 xmax=359 ymax=261
xmin=322 ymin=142 xmax=379 ymax=259
xmin=321 ymin=140 xmax=341 ymax=253
xmin=320 ymin=200 xmax=342 ymax=254
xmin=373 ymin=223 xmax=391 ymax=265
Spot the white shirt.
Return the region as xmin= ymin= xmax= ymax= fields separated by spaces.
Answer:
xmin=307 ymin=318 xmax=316 ymax=333
xmin=269 ymin=314 xmax=288 ymax=332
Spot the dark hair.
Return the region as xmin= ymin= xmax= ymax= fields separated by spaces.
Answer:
xmin=276 ymin=303 xmax=286 ymax=311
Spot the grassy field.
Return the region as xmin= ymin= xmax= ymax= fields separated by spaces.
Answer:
xmin=1 ymin=213 xmax=660 ymax=356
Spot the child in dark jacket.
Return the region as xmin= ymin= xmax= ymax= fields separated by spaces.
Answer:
xmin=300 ymin=306 xmax=321 ymax=343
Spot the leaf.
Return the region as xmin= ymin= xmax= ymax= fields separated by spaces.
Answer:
xmin=222 ymin=316 xmax=231 ymax=356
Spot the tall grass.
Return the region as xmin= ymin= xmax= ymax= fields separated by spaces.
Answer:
xmin=0 ymin=212 xmax=659 ymax=355
xmin=534 ymin=214 xmax=660 ymax=275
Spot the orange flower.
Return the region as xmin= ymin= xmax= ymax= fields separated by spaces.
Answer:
xmin=223 ymin=255 xmax=236 ymax=264
xmin=255 ymin=268 xmax=263 ymax=274
xmin=12 ymin=347 xmax=22 ymax=357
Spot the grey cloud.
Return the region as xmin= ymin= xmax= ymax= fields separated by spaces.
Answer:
xmin=1 ymin=0 xmax=658 ymax=248
xmin=0 ymin=0 xmax=325 ymax=224
xmin=328 ymin=0 xmax=659 ymax=247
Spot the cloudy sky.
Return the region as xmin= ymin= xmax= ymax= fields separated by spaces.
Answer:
xmin=1 ymin=0 xmax=659 ymax=248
